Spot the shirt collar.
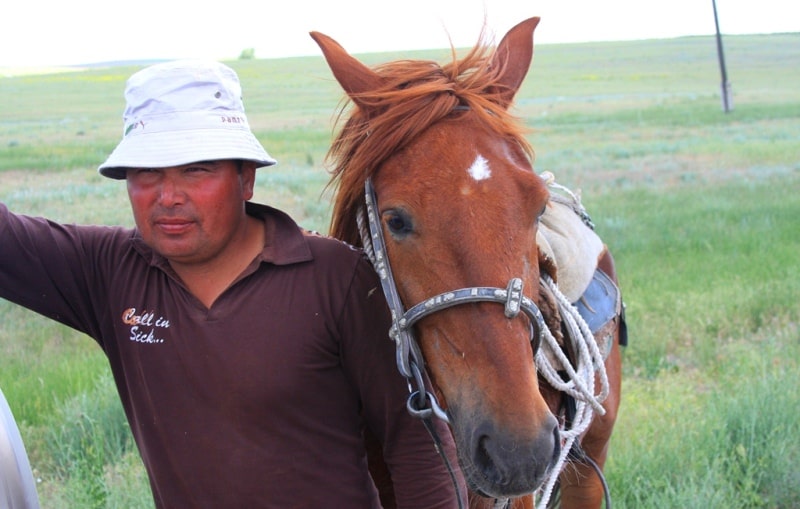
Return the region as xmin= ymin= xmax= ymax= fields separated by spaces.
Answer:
xmin=247 ymin=202 xmax=313 ymax=265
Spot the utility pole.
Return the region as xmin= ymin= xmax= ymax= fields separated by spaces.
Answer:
xmin=712 ymin=0 xmax=733 ymax=112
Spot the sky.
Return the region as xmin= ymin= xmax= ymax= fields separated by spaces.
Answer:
xmin=1 ymin=0 xmax=798 ymax=69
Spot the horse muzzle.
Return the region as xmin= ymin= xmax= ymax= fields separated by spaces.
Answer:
xmin=455 ymin=409 xmax=561 ymax=498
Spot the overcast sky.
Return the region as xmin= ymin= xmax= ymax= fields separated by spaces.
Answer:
xmin=2 ymin=0 xmax=797 ymax=68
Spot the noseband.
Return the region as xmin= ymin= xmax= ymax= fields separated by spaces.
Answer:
xmin=357 ymin=178 xmax=547 ymax=424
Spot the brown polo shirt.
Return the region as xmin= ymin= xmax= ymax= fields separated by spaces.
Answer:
xmin=0 ymin=201 xmax=464 ymax=508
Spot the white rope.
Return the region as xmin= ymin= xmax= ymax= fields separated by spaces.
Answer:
xmin=533 ymin=274 xmax=610 ymax=509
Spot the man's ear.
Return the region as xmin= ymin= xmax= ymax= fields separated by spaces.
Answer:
xmin=240 ymin=160 xmax=258 ymax=200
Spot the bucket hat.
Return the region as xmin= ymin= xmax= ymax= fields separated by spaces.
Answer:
xmin=98 ymin=59 xmax=276 ymax=179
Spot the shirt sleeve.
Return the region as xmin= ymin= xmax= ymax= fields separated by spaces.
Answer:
xmin=0 ymin=203 xmax=114 ymax=338
xmin=338 ymin=254 xmax=467 ymax=509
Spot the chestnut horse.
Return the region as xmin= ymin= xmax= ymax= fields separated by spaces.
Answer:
xmin=312 ymin=17 xmax=624 ymax=509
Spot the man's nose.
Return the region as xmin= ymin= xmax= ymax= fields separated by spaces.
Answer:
xmin=158 ymin=176 xmax=185 ymax=206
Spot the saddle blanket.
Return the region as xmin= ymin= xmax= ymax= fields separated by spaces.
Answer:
xmin=537 ymin=192 xmax=604 ymax=302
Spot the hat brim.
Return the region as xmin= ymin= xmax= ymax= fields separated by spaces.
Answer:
xmin=98 ymin=128 xmax=277 ymax=180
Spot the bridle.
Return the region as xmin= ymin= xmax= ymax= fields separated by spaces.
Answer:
xmin=357 ymin=177 xmax=548 ymax=424
xmin=357 ymin=175 xmax=613 ymax=509
xmin=357 ymin=177 xmax=548 ymax=508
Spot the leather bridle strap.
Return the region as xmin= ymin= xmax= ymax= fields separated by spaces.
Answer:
xmin=401 ymin=279 xmax=546 ymax=356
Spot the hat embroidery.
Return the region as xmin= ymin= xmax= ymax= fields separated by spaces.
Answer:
xmin=221 ymin=115 xmax=245 ymax=124
xmin=124 ymin=120 xmax=145 ymax=137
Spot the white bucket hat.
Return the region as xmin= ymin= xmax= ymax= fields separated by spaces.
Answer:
xmin=98 ymin=59 xmax=276 ymax=179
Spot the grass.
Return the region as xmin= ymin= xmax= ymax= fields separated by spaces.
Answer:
xmin=608 ymin=323 xmax=800 ymax=508
xmin=1 ymin=32 xmax=799 ymax=507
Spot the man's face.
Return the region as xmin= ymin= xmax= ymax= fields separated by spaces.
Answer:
xmin=126 ymin=160 xmax=257 ymax=267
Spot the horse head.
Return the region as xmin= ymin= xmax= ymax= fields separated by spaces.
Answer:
xmin=313 ymin=18 xmax=562 ymax=498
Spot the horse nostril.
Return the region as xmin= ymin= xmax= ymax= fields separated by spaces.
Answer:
xmin=475 ymin=434 xmax=492 ymax=472
xmin=474 ymin=433 xmax=511 ymax=487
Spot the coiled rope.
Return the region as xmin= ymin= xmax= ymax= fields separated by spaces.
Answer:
xmin=533 ymin=274 xmax=610 ymax=509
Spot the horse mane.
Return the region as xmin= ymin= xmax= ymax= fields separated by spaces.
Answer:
xmin=324 ymin=33 xmax=534 ymax=246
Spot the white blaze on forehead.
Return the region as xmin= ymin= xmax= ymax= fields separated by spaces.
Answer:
xmin=467 ymin=154 xmax=491 ymax=181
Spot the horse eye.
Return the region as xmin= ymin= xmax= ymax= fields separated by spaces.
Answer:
xmin=383 ymin=210 xmax=414 ymax=238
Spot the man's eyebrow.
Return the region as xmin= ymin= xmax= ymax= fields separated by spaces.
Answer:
xmin=183 ymin=160 xmax=223 ymax=168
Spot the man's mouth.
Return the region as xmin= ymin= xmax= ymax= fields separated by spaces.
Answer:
xmin=154 ymin=218 xmax=194 ymax=234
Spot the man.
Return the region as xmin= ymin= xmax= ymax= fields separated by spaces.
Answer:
xmin=0 ymin=60 xmax=464 ymax=508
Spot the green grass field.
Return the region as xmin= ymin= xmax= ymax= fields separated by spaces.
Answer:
xmin=1 ymin=32 xmax=799 ymax=508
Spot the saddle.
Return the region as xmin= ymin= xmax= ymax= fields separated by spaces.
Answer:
xmin=536 ymin=173 xmax=621 ymax=358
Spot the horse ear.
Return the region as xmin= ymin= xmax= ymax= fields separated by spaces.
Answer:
xmin=310 ymin=31 xmax=384 ymax=106
xmin=489 ymin=17 xmax=540 ymax=108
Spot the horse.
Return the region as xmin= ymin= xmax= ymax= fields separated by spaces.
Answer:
xmin=311 ymin=17 xmax=625 ymax=509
